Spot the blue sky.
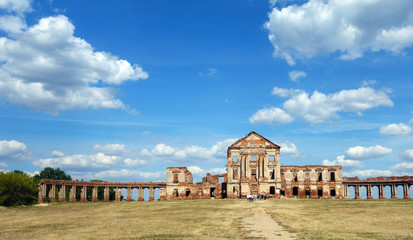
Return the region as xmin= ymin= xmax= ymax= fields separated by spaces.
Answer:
xmin=0 ymin=0 xmax=412 ymax=182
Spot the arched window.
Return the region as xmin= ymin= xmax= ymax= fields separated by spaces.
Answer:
xmin=198 ymin=188 xmax=203 ymax=197
xmin=186 ymin=189 xmax=190 ymax=197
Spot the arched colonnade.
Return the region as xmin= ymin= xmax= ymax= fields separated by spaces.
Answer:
xmin=343 ymin=176 xmax=412 ymax=199
xmin=38 ymin=179 xmax=166 ymax=203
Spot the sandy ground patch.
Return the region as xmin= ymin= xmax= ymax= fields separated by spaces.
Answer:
xmin=242 ymin=206 xmax=296 ymax=240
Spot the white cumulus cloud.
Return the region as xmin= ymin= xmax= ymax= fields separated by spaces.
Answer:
xmin=391 ymin=162 xmax=413 ymax=176
xmin=141 ymin=138 xmax=237 ymax=163
xmin=343 ymin=169 xmax=392 ymax=178
xmin=253 ymin=86 xmax=393 ymax=124
xmin=401 ymin=149 xmax=413 ymax=161
xmin=33 ymin=152 xmax=122 ymax=170
xmin=288 ymin=70 xmax=306 ymax=82
xmin=93 ymin=169 xmax=164 ymax=182
xmin=0 ymin=140 xmax=32 ymax=161
xmin=93 ymin=144 xmax=126 ymax=156
xmin=0 ymin=14 xmax=148 ymax=114
xmin=279 ymin=141 xmax=300 ymax=158
xmin=187 ymin=166 xmax=226 ymax=178
xmin=249 ymin=107 xmax=294 ymax=125
xmin=345 ymin=145 xmax=392 ymax=160
xmin=265 ymin=0 xmax=413 ymax=65
xmin=380 ymin=123 xmax=412 ymax=136
xmin=322 ymin=155 xmax=364 ymax=168
xmin=0 ymin=161 xmax=7 ymax=168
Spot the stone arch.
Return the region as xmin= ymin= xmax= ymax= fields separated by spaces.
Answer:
xmin=397 ymin=185 xmax=404 ymax=199
xmin=317 ymin=187 xmax=323 ymax=198
xmin=384 ymin=185 xmax=391 ymax=199
xmin=372 ymin=185 xmax=379 ymax=199
xmin=360 ymin=185 xmax=367 ymax=199
xmin=348 ymin=186 xmax=355 ymax=199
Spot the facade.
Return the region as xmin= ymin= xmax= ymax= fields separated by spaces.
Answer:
xmin=162 ymin=131 xmax=343 ymax=199
xmin=38 ymin=131 xmax=412 ymax=202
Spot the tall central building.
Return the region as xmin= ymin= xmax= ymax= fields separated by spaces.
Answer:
xmin=226 ymin=131 xmax=281 ymax=198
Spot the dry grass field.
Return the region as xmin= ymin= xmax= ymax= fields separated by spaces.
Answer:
xmin=0 ymin=198 xmax=412 ymax=240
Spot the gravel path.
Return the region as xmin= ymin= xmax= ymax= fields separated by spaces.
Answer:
xmin=242 ymin=206 xmax=297 ymax=240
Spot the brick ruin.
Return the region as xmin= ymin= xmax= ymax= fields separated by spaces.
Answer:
xmin=38 ymin=131 xmax=413 ymax=202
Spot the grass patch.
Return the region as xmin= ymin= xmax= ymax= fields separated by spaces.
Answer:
xmin=0 ymin=199 xmax=412 ymax=239
xmin=257 ymin=198 xmax=413 ymax=240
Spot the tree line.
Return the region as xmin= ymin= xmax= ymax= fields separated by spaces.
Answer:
xmin=0 ymin=167 xmax=120 ymax=206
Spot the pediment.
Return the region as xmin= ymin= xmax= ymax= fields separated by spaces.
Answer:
xmin=229 ymin=131 xmax=280 ymax=149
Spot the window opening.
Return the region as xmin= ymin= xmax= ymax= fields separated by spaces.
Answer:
xmin=330 ymin=172 xmax=335 ymax=181
xmin=198 ymin=188 xmax=203 ymax=197
xmin=331 ymin=188 xmax=336 ymax=197
xmin=269 ymin=156 xmax=275 ymax=162
xmin=317 ymin=188 xmax=323 ymax=198
xmin=293 ymin=187 xmax=299 ymax=196
xmin=233 ymin=168 xmax=238 ymax=179
xmin=270 ymin=186 xmax=275 ymax=195
xmin=218 ymin=176 xmax=224 ymax=183
xmin=186 ymin=189 xmax=190 ymax=197
xmin=210 ymin=188 xmax=216 ymax=197
xmin=232 ymin=156 xmax=238 ymax=162
xmin=318 ymin=172 xmax=323 ymax=181
xmin=174 ymin=189 xmax=178 ymax=197
xmin=173 ymin=174 xmax=179 ymax=183
xmin=251 ymin=156 xmax=256 ymax=161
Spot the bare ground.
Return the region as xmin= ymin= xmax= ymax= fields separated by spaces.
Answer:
xmin=242 ymin=206 xmax=296 ymax=240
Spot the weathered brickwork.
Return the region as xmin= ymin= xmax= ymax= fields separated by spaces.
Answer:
xmin=38 ymin=131 xmax=412 ymax=202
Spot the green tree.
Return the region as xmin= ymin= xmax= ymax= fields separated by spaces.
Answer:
xmin=0 ymin=171 xmax=38 ymax=206
xmin=34 ymin=167 xmax=72 ymax=181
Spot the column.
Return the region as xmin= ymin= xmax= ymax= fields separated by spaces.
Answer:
xmin=257 ymin=154 xmax=260 ymax=180
xmin=58 ymin=185 xmax=66 ymax=202
xmin=80 ymin=186 xmax=87 ymax=202
xmin=127 ymin=187 xmax=132 ymax=201
xmin=104 ymin=186 xmax=109 ymax=202
xmin=138 ymin=187 xmax=143 ymax=201
xmin=38 ymin=183 xmax=45 ymax=203
xmin=138 ymin=187 xmax=144 ymax=201
xmin=344 ymin=185 xmax=349 ymax=199
xmin=355 ymin=185 xmax=360 ymax=199
xmin=69 ymin=185 xmax=76 ymax=202
xmin=92 ymin=186 xmax=98 ymax=202
xmin=149 ymin=187 xmax=155 ymax=201
xmin=49 ymin=184 xmax=56 ymax=202
xmin=391 ymin=184 xmax=397 ymax=199
xmin=403 ymin=184 xmax=410 ymax=199
xmin=115 ymin=187 xmax=121 ymax=202
xmin=367 ymin=185 xmax=373 ymax=199
xmin=379 ymin=185 xmax=385 ymax=199
xmin=239 ymin=154 xmax=244 ymax=179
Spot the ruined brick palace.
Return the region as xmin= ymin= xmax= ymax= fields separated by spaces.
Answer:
xmin=38 ymin=131 xmax=412 ymax=202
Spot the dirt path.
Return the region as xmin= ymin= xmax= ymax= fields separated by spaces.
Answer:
xmin=242 ymin=206 xmax=296 ymax=240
